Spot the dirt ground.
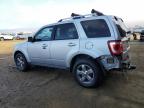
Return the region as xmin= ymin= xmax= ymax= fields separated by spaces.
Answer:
xmin=0 ymin=40 xmax=144 ymax=108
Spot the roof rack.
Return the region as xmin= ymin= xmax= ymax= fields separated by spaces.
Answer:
xmin=71 ymin=13 xmax=81 ymax=17
xmin=58 ymin=9 xmax=104 ymax=22
xmin=58 ymin=14 xmax=85 ymax=22
xmin=71 ymin=13 xmax=85 ymax=19
xmin=91 ymin=9 xmax=104 ymax=16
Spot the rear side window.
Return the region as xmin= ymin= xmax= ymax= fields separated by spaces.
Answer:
xmin=81 ymin=19 xmax=111 ymax=38
xmin=55 ymin=23 xmax=78 ymax=40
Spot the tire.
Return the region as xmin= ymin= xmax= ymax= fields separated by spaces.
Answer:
xmin=73 ymin=58 xmax=104 ymax=88
xmin=0 ymin=37 xmax=4 ymax=41
xmin=14 ymin=53 xmax=29 ymax=72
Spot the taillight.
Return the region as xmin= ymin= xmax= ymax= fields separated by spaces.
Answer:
xmin=108 ymin=40 xmax=123 ymax=56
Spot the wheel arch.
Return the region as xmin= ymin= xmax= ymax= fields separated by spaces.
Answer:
xmin=14 ymin=50 xmax=23 ymax=57
xmin=14 ymin=50 xmax=30 ymax=63
xmin=69 ymin=54 xmax=99 ymax=72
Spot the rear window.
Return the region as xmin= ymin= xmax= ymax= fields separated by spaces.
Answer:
xmin=81 ymin=19 xmax=111 ymax=38
xmin=113 ymin=17 xmax=128 ymax=37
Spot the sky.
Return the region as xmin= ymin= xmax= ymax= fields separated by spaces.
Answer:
xmin=0 ymin=0 xmax=144 ymax=29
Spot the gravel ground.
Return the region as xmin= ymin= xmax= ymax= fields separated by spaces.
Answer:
xmin=0 ymin=40 xmax=144 ymax=108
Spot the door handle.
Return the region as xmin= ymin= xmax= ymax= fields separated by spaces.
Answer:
xmin=42 ymin=44 xmax=48 ymax=49
xmin=68 ymin=43 xmax=76 ymax=47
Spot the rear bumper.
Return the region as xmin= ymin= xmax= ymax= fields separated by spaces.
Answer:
xmin=99 ymin=55 xmax=136 ymax=71
xmin=122 ymin=62 xmax=136 ymax=70
xmin=99 ymin=55 xmax=120 ymax=71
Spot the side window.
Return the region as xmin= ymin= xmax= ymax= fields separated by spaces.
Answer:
xmin=55 ymin=23 xmax=78 ymax=40
xmin=81 ymin=19 xmax=111 ymax=38
xmin=35 ymin=26 xmax=54 ymax=41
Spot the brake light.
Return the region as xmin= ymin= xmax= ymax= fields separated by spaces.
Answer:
xmin=108 ymin=40 xmax=123 ymax=56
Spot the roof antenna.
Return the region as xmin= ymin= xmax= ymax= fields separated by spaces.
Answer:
xmin=91 ymin=9 xmax=104 ymax=16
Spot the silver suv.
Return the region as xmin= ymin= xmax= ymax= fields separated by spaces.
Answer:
xmin=13 ymin=9 xmax=135 ymax=87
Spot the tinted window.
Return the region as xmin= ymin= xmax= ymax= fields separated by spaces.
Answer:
xmin=116 ymin=24 xmax=127 ymax=37
xmin=113 ymin=17 xmax=128 ymax=37
xmin=81 ymin=19 xmax=111 ymax=38
xmin=35 ymin=26 xmax=54 ymax=41
xmin=55 ymin=23 xmax=78 ymax=40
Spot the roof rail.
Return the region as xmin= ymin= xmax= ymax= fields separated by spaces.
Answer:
xmin=58 ymin=9 xmax=104 ymax=22
xmin=91 ymin=9 xmax=104 ymax=16
xmin=58 ymin=17 xmax=72 ymax=22
xmin=58 ymin=14 xmax=96 ymax=22
xmin=58 ymin=13 xmax=84 ymax=22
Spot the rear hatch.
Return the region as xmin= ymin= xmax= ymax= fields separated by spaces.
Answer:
xmin=112 ymin=16 xmax=130 ymax=62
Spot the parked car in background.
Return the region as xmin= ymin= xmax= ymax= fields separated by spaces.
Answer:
xmin=132 ymin=27 xmax=144 ymax=40
xmin=140 ymin=30 xmax=144 ymax=41
xmin=0 ymin=34 xmax=14 ymax=41
xmin=14 ymin=33 xmax=31 ymax=40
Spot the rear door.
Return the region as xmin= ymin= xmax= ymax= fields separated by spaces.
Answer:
xmin=50 ymin=23 xmax=79 ymax=68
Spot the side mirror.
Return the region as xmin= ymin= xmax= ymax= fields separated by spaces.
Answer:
xmin=28 ymin=37 xmax=33 ymax=42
